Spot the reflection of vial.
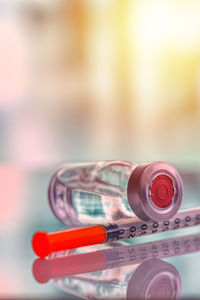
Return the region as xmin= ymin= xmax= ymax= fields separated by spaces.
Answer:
xmin=53 ymin=258 xmax=181 ymax=300
xmin=48 ymin=161 xmax=183 ymax=225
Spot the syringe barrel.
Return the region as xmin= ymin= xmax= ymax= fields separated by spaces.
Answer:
xmin=48 ymin=161 xmax=183 ymax=225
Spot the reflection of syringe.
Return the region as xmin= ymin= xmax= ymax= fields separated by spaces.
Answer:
xmin=32 ymin=207 xmax=200 ymax=258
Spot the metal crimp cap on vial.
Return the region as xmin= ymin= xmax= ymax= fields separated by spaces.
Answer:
xmin=127 ymin=162 xmax=183 ymax=222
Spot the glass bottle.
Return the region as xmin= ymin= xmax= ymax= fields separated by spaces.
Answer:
xmin=48 ymin=161 xmax=183 ymax=225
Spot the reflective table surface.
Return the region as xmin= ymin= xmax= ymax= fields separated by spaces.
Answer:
xmin=0 ymin=165 xmax=200 ymax=299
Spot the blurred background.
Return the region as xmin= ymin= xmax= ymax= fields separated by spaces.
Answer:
xmin=0 ymin=0 xmax=200 ymax=297
xmin=0 ymin=0 xmax=200 ymax=167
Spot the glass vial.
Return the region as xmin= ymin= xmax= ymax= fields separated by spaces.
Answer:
xmin=48 ymin=161 xmax=183 ymax=225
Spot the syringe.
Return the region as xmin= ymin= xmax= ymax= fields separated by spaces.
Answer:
xmin=32 ymin=207 xmax=200 ymax=258
xmin=32 ymin=207 xmax=200 ymax=257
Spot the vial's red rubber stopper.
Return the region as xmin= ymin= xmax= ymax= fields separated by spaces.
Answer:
xmin=150 ymin=175 xmax=174 ymax=208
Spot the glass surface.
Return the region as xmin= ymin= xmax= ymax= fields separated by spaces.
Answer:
xmin=0 ymin=165 xmax=200 ymax=299
xmin=1 ymin=1 xmax=200 ymax=298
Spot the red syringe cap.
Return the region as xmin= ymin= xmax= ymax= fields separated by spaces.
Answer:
xmin=127 ymin=162 xmax=183 ymax=221
xmin=32 ymin=232 xmax=50 ymax=258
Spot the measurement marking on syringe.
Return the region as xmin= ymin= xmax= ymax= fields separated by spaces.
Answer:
xmin=109 ymin=233 xmax=200 ymax=267
xmin=105 ymin=207 xmax=200 ymax=242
